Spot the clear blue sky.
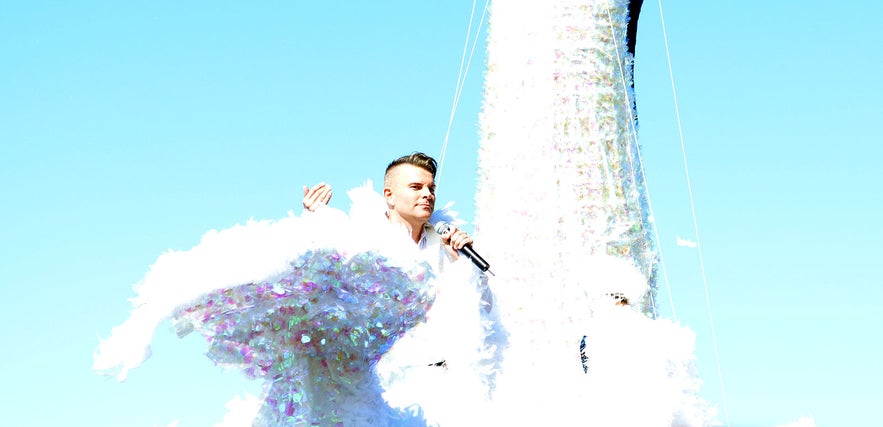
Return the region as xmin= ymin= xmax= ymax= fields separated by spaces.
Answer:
xmin=1 ymin=1 xmax=879 ymax=426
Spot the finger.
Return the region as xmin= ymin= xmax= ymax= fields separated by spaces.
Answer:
xmin=304 ymin=184 xmax=319 ymax=200
xmin=312 ymin=187 xmax=328 ymax=201
xmin=302 ymin=186 xmax=314 ymax=210
xmin=449 ymin=231 xmax=462 ymax=248
xmin=305 ymin=184 xmax=327 ymax=198
xmin=303 ymin=184 xmax=325 ymax=210
xmin=454 ymin=232 xmax=473 ymax=249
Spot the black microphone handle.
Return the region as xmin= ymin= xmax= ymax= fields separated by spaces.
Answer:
xmin=458 ymin=244 xmax=491 ymax=273
xmin=433 ymin=221 xmax=493 ymax=274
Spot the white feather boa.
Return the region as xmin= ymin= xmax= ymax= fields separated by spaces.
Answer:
xmin=93 ymin=181 xmax=502 ymax=426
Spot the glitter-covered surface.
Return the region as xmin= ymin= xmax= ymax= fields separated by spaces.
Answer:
xmin=477 ymin=0 xmax=656 ymax=316
xmin=172 ymin=249 xmax=435 ymax=426
xmin=474 ymin=1 xmax=717 ymax=425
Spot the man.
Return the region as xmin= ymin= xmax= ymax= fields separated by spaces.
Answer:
xmin=303 ymin=152 xmax=474 ymax=262
xmin=302 ymin=152 xmax=500 ymax=424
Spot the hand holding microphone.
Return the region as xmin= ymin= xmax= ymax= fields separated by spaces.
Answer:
xmin=433 ymin=221 xmax=494 ymax=276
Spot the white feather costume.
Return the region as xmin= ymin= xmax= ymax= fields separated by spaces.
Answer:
xmin=94 ymin=182 xmax=501 ymax=426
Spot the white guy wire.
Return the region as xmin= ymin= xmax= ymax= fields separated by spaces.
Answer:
xmin=437 ymin=0 xmax=490 ymax=187
xmin=657 ymin=0 xmax=730 ymax=424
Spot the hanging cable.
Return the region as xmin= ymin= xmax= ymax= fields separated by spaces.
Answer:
xmin=436 ymin=0 xmax=490 ymax=187
xmin=657 ymin=0 xmax=730 ymax=424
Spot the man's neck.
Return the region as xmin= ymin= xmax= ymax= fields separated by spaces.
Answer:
xmin=387 ymin=212 xmax=424 ymax=244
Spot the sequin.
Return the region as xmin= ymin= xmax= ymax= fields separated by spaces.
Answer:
xmin=172 ymin=248 xmax=435 ymax=426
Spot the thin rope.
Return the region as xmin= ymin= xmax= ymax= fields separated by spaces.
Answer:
xmin=604 ymin=4 xmax=676 ymax=321
xmin=437 ymin=0 xmax=490 ymax=187
xmin=657 ymin=0 xmax=730 ymax=424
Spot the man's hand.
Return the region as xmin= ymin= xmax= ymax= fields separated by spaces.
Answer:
xmin=439 ymin=224 xmax=474 ymax=259
xmin=303 ymin=183 xmax=332 ymax=212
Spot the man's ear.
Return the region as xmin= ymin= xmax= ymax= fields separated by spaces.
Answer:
xmin=383 ymin=187 xmax=393 ymax=205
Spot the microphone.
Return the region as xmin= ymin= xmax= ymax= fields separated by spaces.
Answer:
xmin=433 ymin=221 xmax=494 ymax=276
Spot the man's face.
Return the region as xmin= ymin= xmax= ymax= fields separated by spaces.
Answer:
xmin=384 ymin=164 xmax=436 ymax=227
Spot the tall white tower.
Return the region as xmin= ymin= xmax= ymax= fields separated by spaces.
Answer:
xmin=476 ymin=0 xmax=652 ymax=358
xmin=474 ymin=2 xmax=714 ymax=425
